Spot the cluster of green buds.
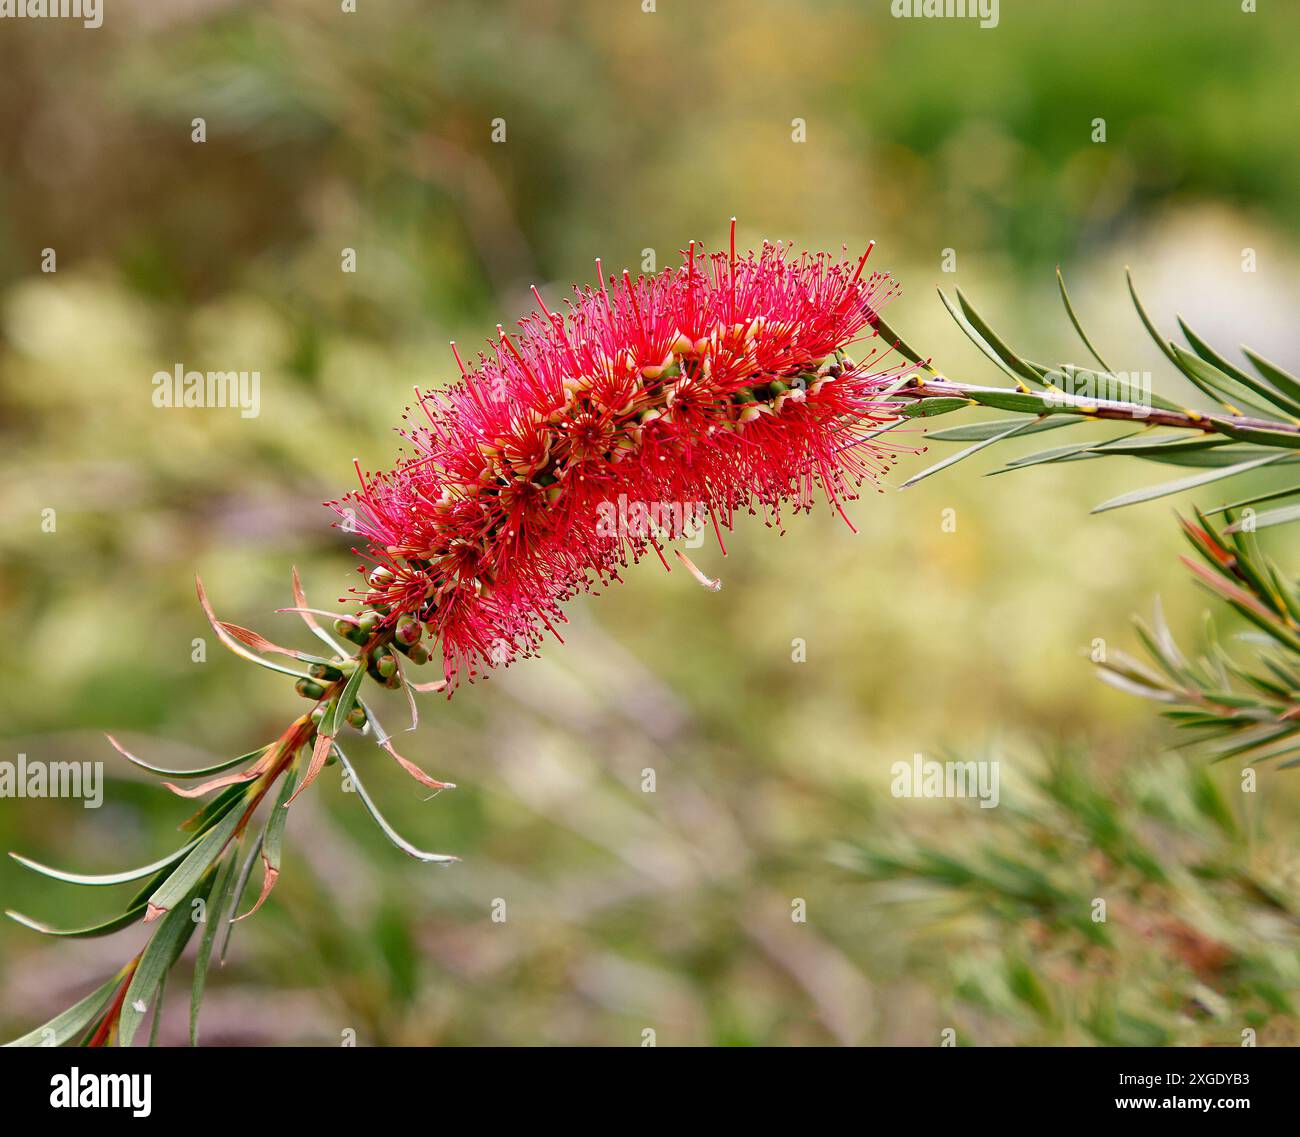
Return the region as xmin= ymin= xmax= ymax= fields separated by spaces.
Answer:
xmin=296 ymin=658 xmax=368 ymax=732
xmin=289 ymin=564 xmax=437 ymax=729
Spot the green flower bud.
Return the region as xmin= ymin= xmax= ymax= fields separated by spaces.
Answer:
xmin=295 ymin=678 xmax=326 ymax=700
xmin=335 ymin=618 xmax=367 ymax=645
xmin=395 ymin=615 xmax=421 ymax=646
xmin=346 ymin=706 xmax=368 ymax=729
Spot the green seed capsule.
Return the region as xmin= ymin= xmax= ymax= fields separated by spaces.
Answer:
xmin=310 ymin=706 xmax=326 ymax=725
xmin=309 ymin=662 xmax=343 ymax=682
xmin=406 ymin=643 xmax=431 ymax=666
xmin=346 ymin=706 xmax=367 ymax=729
xmin=295 ymin=678 xmax=326 ymax=700
xmin=376 ymin=654 xmax=397 ymax=679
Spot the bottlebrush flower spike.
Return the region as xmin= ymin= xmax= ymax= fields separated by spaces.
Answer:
xmin=335 ymin=224 xmax=918 ymax=687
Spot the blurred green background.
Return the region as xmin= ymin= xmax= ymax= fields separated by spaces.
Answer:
xmin=1 ymin=0 xmax=1298 ymax=1046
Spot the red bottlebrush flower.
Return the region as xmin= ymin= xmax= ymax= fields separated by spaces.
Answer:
xmin=333 ymin=226 xmax=916 ymax=686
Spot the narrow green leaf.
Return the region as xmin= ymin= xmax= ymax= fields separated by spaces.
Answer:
xmin=195 ymin=577 xmax=316 ymax=681
xmin=180 ymin=779 xmax=256 ymax=834
xmin=4 ymin=971 xmax=125 ymax=1047
xmin=1132 ymin=622 xmax=1188 ymax=687
xmin=1169 ymin=343 xmax=1290 ymax=421
xmin=1103 ymin=647 xmax=1182 ymax=691
xmin=1007 ymin=959 xmax=1054 ymax=1022
xmin=146 ymin=796 xmax=248 ymax=918
xmin=332 ymin=745 xmax=458 ymax=864
xmin=996 ymin=433 xmax=1143 ymax=472
xmin=1211 ymin=593 xmax=1300 ymax=657
xmin=356 ymin=694 xmax=390 ymax=744
xmin=1088 ymin=436 xmax=1231 ymax=459
xmin=1204 ymin=725 xmax=1297 ymax=762
xmin=9 ymin=841 xmax=199 ymax=888
xmin=1149 ymin=596 xmax=1209 ymax=684
xmin=148 ymin=972 xmax=167 ymax=1048
xmin=901 ymin=419 xmax=1037 ymax=489
xmin=1043 ymin=365 xmax=1187 ymax=415
xmin=1225 ymin=503 xmax=1300 ymax=532
xmin=1056 ymin=267 xmax=1112 ymax=371
xmin=1053 ymin=435 xmax=1277 ymax=469
xmin=1226 ymin=521 xmax=1287 ymax=615
xmin=1097 ymin=669 xmax=1178 ymax=702
xmin=1163 ymin=710 xmax=1228 ymax=726
xmin=128 ymin=865 xmax=175 ymax=910
xmin=1140 ymin=446 xmax=1282 ymax=469
xmin=1219 ymin=658 xmax=1289 ymax=700
xmin=900 ymin=396 xmax=970 ymax=418
xmin=1261 ymin=655 xmax=1300 ymax=691
xmin=927 ymin=416 xmax=1080 ymax=442
xmin=872 ymin=313 xmax=935 ymax=373
xmin=6 ymin=904 xmax=146 ymax=939
xmin=263 ymin=763 xmax=298 ymax=878
xmin=1204 ymin=482 xmax=1300 ymax=515
xmin=120 ymin=876 xmax=214 ymax=1047
xmin=219 ymin=832 xmax=263 ymax=967
xmin=1126 ymin=268 xmax=1180 ymax=369
xmin=1265 ymin=558 xmax=1300 ymax=625
xmin=1242 ymin=347 xmax=1300 ymax=407
xmin=190 ymin=845 xmax=240 ymax=1046
xmin=1178 ymin=318 xmax=1300 ymax=416
xmin=936 ymin=289 xmax=1029 ymax=387
xmin=1092 ymin=453 xmax=1289 ymax=513
xmin=322 ymin=661 xmax=366 ymax=737
xmin=955 ymin=288 xmax=1048 ymax=385
xmin=231 ymin=761 xmax=301 ymax=924
xmin=962 ymin=388 xmax=1090 ymax=416
xmin=107 ymin=736 xmax=268 ymax=780
xmin=1213 ymin=421 xmax=1300 ymax=450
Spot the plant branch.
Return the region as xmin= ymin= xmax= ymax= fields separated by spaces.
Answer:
xmin=5 ymin=577 xmax=454 ymax=1048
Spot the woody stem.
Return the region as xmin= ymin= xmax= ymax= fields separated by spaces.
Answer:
xmin=899 ymin=377 xmax=1300 ymax=438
